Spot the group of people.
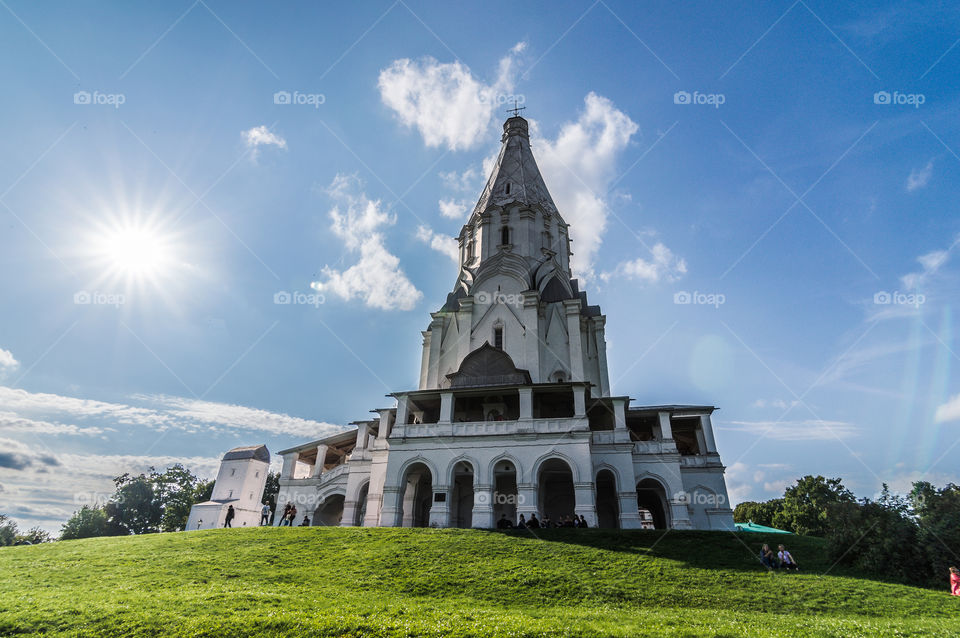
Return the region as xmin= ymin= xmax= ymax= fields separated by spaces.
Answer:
xmin=276 ymin=502 xmax=310 ymax=526
xmin=497 ymin=513 xmax=590 ymax=529
xmin=759 ymin=543 xmax=799 ymax=571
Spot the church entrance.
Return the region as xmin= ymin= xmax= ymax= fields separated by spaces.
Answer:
xmin=637 ymin=478 xmax=670 ymax=529
xmin=314 ymin=494 xmax=345 ymax=527
xmin=595 ymin=470 xmax=619 ymax=529
xmin=492 ymin=460 xmax=518 ymax=524
xmin=450 ymin=461 xmax=475 ymax=528
xmin=537 ymin=458 xmax=575 ymax=522
xmin=354 ymin=483 xmax=369 ymax=527
xmin=400 ymin=462 xmax=433 ymax=527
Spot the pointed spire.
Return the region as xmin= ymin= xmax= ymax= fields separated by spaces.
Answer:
xmin=470 ymin=115 xmax=560 ymax=220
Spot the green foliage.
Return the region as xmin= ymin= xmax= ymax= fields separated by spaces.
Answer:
xmin=262 ymin=471 xmax=280 ymax=511
xmin=0 ymin=515 xmax=19 ymax=547
xmin=105 ymin=472 xmax=162 ymax=535
xmin=910 ymin=481 xmax=960 ymax=581
xmin=0 ymin=528 xmax=955 ymax=637
xmin=773 ymin=476 xmax=855 ymax=536
xmin=193 ymin=478 xmax=215 ymax=504
xmin=733 ymin=499 xmax=784 ymax=527
xmin=155 ymin=464 xmax=204 ymax=532
xmin=60 ymin=506 xmax=112 ymax=540
xmin=15 ymin=527 xmax=53 ymax=545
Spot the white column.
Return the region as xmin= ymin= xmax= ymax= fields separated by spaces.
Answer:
xmin=522 ymin=292 xmax=540 ymax=381
xmin=419 ymin=331 xmax=431 ymax=390
xmin=564 ymin=299 xmax=584 ymax=381
xmin=378 ymin=485 xmax=401 ymax=527
xmin=594 ymin=318 xmax=610 ymax=397
xmin=613 ymin=398 xmax=629 ymax=443
xmin=311 ymin=444 xmax=329 ymax=478
xmin=472 ymin=483 xmax=494 ymax=528
xmin=377 ymin=409 xmax=392 ymax=441
xmin=439 ymin=391 xmax=455 ymax=424
xmin=618 ymin=492 xmax=644 ymax=529
xmin=516 ymin=483 xmax=537 ymax=523
xmin=395 ymin=396 xmax=409 ymax=434
xmin=700 ymin=414 xmax=718 ymax=454
xmin=573 ymin=386 xmax=586 ymax=417
xmin=428 ymin=485 xmax=448 ymax=527
xmin=574 ymin=482 xmax=598 ymax=527
xmin=670 ymin=500 xmax=693 ymax=530
xmin=280 ymin=453 xmax=299 ymax=479
xmin=426 ymin=315 xmax=443 ymax=388
xmin=658 ymin=411 xmax=673 ymax=440
xmin=518 ymin=387 xmax=533 ymax=420
xmin=355 ymin=423 xmax=370 ymax=450
xmin=457 ymin=298 xmax=474 ymax=363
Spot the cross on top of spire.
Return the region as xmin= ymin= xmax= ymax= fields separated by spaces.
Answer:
xmin=507 ymin=99 xmax=526 ymax=118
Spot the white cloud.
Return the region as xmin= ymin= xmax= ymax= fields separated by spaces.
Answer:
xmin=906 ymin=159 xmax=933 ymax=191
xmin=378 ymin=43 xmax=526 ymax=151
xmin=310 ymin=174 xmax=422 ymax=311
xmin=0 ymin=347 xmax=18 ymax=372
xmin=901 ymin=244 xmax=952 ymax=290
xmin=416 ymin=225 xmax=459 ymax=262
xmin=718 ymin=419 xmax=858 ymax=440
xmin=601 ymin=242 xmax=687 ymax=284
xmin=934 ymin=393 xmax=960 ymax=423
xmin=533 ymin=93 xmax=641 ymax=278
xmin=0 ymin=385 xmax=344 ymax=438
xmin=439 ymin=166 xmax=481 ymax=192
xmin=242 ymin=125 xmax=287 ymax=159
xmin=438 ymin=198 xmax=470 ymax=220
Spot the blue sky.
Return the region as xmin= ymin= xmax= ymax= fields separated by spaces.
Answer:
xmin=1 ymin=1 xmax=959 ymax=532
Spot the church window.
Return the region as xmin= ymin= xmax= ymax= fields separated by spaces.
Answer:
xmin=228 ymin=489 xmax=233 ymax=498
xmin=494 ymin=326 xmax=504 ymax=349
xmin=255 ymin=471 xmax=259 ymax=478
xmin=505 ymin=182 xmax=511 ymax=195
xmin=501 ymin=225 xmax=510 ymax=245
xmin=230 ymin=468 xmax=236 ymax=476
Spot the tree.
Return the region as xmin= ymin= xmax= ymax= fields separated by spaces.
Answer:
xmin=16 ymin=527 xmax=53 ymax=545
xmin=910 ymin=481 xmax=960 ymax=582
xmin=773 ymin=475 xmax=855 ymax=536
xmin=0 ymin=514 xmax=19 ymax=546
xmin=733 ymin=499 xmax=784 ymax=527
xmin=194 ymin=479 xmax=215 ymax=504
xmin=60 ymin=506 xmax=112 ymax=540
xmin=105 ymin=472 xmax=162 ymax=535
xmin=262 ymin=471 xmax=280 ymax=511
xmin=154 ymin=464 xmax=202 ymax=532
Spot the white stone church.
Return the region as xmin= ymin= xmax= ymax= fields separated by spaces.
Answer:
xmin=270 ymin=114 xmax=734 ymax=531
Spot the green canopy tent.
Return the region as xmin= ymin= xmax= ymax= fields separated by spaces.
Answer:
xmin=734 ymin=521 xmax=792 ymax=534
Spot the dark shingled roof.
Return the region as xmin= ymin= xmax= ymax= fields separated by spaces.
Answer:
xmin=222 ymin=445 xmax=270 ymax=463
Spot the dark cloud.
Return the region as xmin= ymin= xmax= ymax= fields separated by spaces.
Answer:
xmin=0 ymin=452 xmax=30 ymax=470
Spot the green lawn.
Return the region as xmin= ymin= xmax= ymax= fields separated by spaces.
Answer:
xmin=0 ymin=527 xmax=956 ymax=637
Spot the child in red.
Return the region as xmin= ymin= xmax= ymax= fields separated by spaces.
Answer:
xmin=950 ymin=567 xmax=960 ymax=596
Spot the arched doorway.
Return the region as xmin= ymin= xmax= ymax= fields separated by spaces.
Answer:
xmin=399 ymin=462 xmax=433 ymax=527
xmin=314 ymin=494 xmax=345 ymax=526
xmin=492 ymin=459 xmax=518 ymax=525
xmin=637 ymin=478 xmax=669 ymax=529
xmin=450 ymin=461 xmax=475 ymax=528
xmin=595 ymin=470 xmax=619 ymax=529
xmin=538 ymin=458 xmax=575 ymax=522
xmin=354 ymin=483 xmax=370 ymax=527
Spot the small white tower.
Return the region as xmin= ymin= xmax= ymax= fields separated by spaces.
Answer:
xmin=187 ymin=445 xmax=270 ymax=531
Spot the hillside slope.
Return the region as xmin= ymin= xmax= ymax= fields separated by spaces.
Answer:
xmin=0 ymin=528 xmax=955 ymax=637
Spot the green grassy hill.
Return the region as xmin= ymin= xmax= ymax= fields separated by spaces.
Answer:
xmin=0 ymin=528 xmax=956 ymax=637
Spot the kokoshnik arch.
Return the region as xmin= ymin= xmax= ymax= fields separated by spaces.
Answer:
xmin=272 ymin=114 xmax=735 ymax=530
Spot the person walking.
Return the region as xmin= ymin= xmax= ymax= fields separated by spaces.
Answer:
xmin=260 ymin=503 xmax=271 ymax=526
xmin=224 ymin=505 xmax=235 ymax=528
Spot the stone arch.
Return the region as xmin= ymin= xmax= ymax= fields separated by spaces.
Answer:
xmin=397 ymin=460 xmax=434 ymax=528
xmin=448 ymin=457 xmax=477 ymax=528
xmin=396 ymin=455 xmax=440 ymax=483
xmin=313 ymin=489 xmax=346 ymax=527
xmin=531 ymin=450 xmax=581 ymax=484
xmin=352 ymin=481 xmax=370 ymax=527
xmin=595 ymin=468 xmax=619 ymax=529
xmin=535 ymin=455 xmax=577 ymax=523
xmin=487 ymin=452 xmax=523 ymax=484
xmin=636 ymin=476 xmax=671 ymax=530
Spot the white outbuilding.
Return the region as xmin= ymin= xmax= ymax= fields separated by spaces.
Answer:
xmin=186 ymin=445 xmax=270 ymax=530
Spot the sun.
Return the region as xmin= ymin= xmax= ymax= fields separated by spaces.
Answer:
xmin=99 ymin=225 xmax=171 ymax=277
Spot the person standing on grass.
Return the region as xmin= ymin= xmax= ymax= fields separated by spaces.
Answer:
xmin=288 ymin=504 xmax=298 ymax=527
xmin=950 ymin=567 xmax=960 ymax=596
xmin=777 ymin=544 xmax=799 ymax=571
xmin=224 ymin=505 xmax=235 ymax=528
xmin=260 ymin=503 xmax=271 ymax=526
